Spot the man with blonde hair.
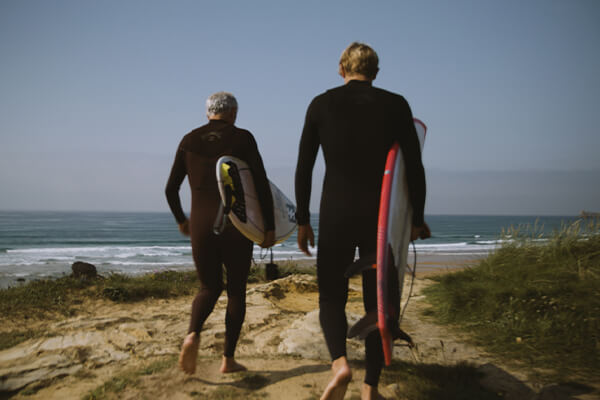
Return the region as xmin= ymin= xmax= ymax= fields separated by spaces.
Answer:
xmin=339 ymin=42 xmax=379 ymax=80
xmin=295 ymin=42 xmax=430 ymax=400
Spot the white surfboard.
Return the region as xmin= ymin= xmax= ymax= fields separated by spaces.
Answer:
xmin=377 ymin=118 xmax=427 ymax=365
xmin=387 ymin=118 xmax=427 ymax=293
xmin=216 ymin=155 xmax=297 ymax=244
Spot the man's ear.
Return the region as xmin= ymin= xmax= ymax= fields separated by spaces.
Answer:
xmin=338 ymin=64 xmax=346 ymax=78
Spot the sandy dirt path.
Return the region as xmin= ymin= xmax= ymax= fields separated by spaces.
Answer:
xmin=1 ymin=269 xmax=597 ymax=400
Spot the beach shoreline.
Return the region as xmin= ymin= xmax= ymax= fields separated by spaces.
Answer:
xmin=1 ymin=212 xmax=578 ymax=290
xmin=0 ymin=252 xmax=489 ymax=290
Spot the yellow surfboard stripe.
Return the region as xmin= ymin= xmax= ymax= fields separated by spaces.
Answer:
xmin=220 ymin=162 xmax=237 ymax=206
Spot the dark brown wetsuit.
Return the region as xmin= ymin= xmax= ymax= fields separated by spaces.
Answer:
xmin=295 ymin=80 xmax=426 ymax=386
xmin=166 ymin=119 xmax=274 ymax=358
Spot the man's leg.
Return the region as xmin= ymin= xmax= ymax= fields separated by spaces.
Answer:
xmin=362 ymin=268 xmax=385 ymax=399
xmin=359 ymin=228 xmax=389 ymax=399
xmin=180 ymin=230 xmax=223 ymax=374
xmin=219 ymin=227 xmax=253 ymax=373
xmin=321 ymin=356 xmax=353 ymax=400
xmin=317 ymin=220 xmax=356 ymax=400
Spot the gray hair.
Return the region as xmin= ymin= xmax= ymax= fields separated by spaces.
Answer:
xmin=206 ymin=92 xmax=238 ymax=116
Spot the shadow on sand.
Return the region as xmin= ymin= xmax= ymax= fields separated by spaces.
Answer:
xmin=190 ymin=363 xmax=330 ymax=391
xmin=479 ymin=363 xmax=595 ymax=400
xmin=180 ymin=358 xmax=596 ymax=400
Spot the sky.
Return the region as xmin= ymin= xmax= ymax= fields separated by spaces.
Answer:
xmin=1 ymin=0 xmax=599 ymax=215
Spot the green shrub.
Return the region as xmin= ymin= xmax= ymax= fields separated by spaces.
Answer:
xmin=424 ymin=220 xmax=600 ymax=378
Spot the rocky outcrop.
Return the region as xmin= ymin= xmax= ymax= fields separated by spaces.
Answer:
xmin=0 ymin=319 xmax=158 ymax=392
xmin=0 ymin=275 xmax=331 ymax=393
xmin=276 ymin=310 xmax=365 ymax=359
xmin=71 ymin=262 xmax=98 ymax=279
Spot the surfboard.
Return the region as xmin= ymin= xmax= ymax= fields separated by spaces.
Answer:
xmin=216 ymin=155 xmax=297 ymax=245
xmin=345 ymin=119 xmax=427 ymax=365
xmin=378 ymin=118 xmax=427 ymax=365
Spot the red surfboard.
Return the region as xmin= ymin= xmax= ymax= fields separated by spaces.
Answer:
xmin=377 ymin=119 xmax=427 ymax=366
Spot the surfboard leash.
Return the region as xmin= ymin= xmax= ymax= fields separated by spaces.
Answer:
xmin=399 ymin=240 xmax=418 ymax=324
xmin=251 ymin=247 xmax=267 ymax=266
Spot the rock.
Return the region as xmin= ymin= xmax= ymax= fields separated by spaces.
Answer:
xmin=277 ymin=309 xmax=364 ymax=360
xmin=385 ymin=383 xmax=402 ymax=396
xmin=0 ymin=358 xmax=82 ymax=392
xmin=278 ymin=310 xmax=329 ymax=359
xmin=0 ymin=326 xmax=134 ymax=392
xmin=277 ymin=274 xmax=319 ymax=293
xmin=262 ymin=283 xmax=286 ymax=300
xmin=71 ymin=261 xmax=97 ymax=279
xmin=248 ymin=274 xmax=318 ymax=299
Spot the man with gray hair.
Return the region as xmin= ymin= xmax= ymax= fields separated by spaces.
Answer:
xmin=206 ymin=91 xmax=238 ymax=118
xmin=166 ymin=91 xmax=275 ymax=375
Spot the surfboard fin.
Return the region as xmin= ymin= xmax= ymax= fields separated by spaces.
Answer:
xmin=348 ymin=311 xmax=414 ymax=347
xmin=348 ymin=310 xmax=378 ymax=339
xmin=391 ymin=324 xmax=414 ymax=347
xmin=344 ymin=252 xmax=376 ymax=278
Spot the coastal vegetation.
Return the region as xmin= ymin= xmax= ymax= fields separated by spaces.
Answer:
xmin=0 ymin=261 xmax=312 ymax=315
xmin=423 ymin=220 xmax=600 ymax=380
xmin=0 ymin=270 xmax=197 ymax=321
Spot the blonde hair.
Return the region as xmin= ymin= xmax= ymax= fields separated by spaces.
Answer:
xmin=339 ymin=42 xmax=379 ymax=79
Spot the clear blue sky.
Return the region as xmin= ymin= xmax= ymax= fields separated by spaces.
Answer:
xmin=1 ymin=0 xmax=599 ymax=215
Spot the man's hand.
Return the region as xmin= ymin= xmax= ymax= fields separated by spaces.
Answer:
xmin=411 ymin=222 xmax=431 ymax=241
xmin=297 ymin=224 xmax=315 ymax=256
xmin=260 ymin=230 xmax=276 ymax=248
xmin=178 ymin=219 xmax=190 ymax=237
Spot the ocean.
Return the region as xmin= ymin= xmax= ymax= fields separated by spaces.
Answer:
xmin=0 ymin=211 xmax=579 ymax=288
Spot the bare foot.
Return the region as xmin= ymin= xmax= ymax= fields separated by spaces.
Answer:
xmin=179 ymin=332 xmax=199 ymax=375
xmin=321 ymin=356 xmax=352 ymax=400
xmin=220 ymin=356 xmax=247 ymax=373
xmin=362 ymin=383 xmax=387 ymax=400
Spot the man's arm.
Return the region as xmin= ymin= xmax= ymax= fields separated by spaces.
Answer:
xmin=165 ymin=144 xmax=188 ymax=231
xmin=294 ymin=98 xmax=320 ymax=226
xmin=295 ymin=98 xmax=320 ymax=255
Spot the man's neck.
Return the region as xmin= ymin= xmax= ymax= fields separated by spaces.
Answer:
xmin=208 ymin=113 xmax=236 ymax=124
xmin=343 ymin=74 xmax=372 ymax=84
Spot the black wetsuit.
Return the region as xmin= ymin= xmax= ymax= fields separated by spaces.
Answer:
xmin=295 ymin=80 xmax=426 ymax=385
xmin=166 ymin=119 xmax=274 ymax=357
